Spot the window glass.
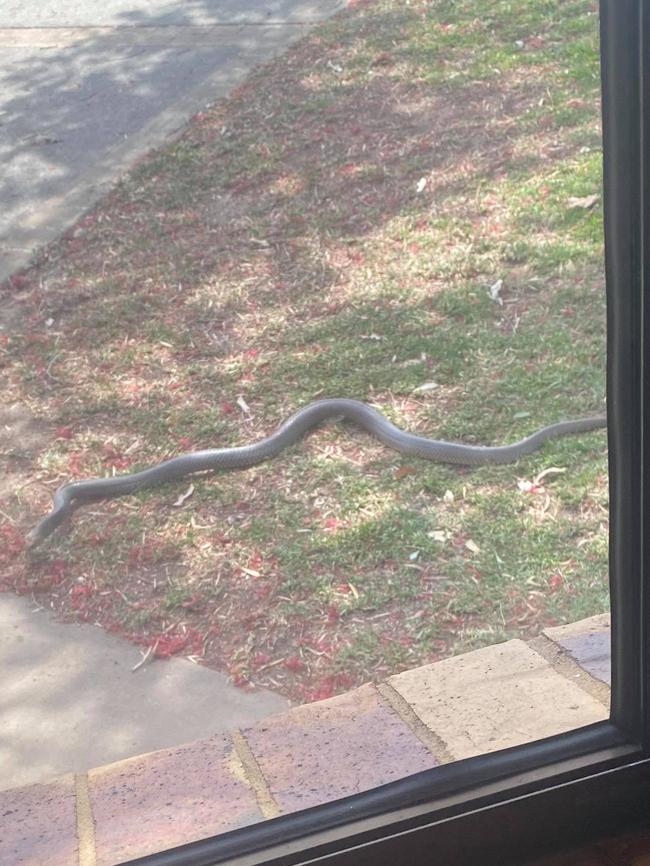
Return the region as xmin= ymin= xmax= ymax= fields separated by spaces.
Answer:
xmin=0 ymin=0 xmax=609 ymax=857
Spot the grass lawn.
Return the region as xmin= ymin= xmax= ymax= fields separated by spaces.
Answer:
xmin=0 ymin=0 xmax=607 ymax=703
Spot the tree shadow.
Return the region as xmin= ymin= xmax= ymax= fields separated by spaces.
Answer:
xmin=1 ymin=0 xmax=597 ymax=347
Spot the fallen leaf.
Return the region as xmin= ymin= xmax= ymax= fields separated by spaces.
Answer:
xmin=131 ymin=645 xmax=154 ymax=672
xmin=394 ymin=465 xmax=417 ymax=480
xmin=533 ymin=466 xmax=566 ymax=485
xmin=371 ymin=52 xmax=394 ymax=66
xmin=488 ymin=279 xmax=503 ymax=304
xmin=518 ymin=479 xmax=539 ymax=493
xmin=567 ymin=194 xmax=600 ymax=210
xmin=172 ymin=484 xmax=194 ymax=508
xmin=237 ymin=395 xmax=251 ymax=414
xmin=23 ymin=134 xmax=62 ymax=146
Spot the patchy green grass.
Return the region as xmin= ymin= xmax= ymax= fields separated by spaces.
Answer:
xmin=0 ymin=0 xmax=607 ymax=703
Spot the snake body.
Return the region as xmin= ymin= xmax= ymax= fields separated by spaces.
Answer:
xmin=26 ymin=399 xmax=606 ymax=548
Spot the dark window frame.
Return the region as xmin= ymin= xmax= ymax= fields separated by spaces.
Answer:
xmin=123 ymin=2 xmax=650 ymax=863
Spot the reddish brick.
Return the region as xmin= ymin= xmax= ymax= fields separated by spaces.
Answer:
xmin=89 ymin=734 xmax=262 ymax=866
xmin=389 ymin=640 xmax=606 ymax=760
xmin=242 ymin=684 xmax=438 ymax=813
xmin=0 ymin=775 xmax=77 ymax=866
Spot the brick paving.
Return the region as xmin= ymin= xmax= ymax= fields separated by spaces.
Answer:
xmin=1 ymin=614 xmax=611 ymax=865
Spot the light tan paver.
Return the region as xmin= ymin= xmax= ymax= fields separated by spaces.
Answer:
xmin=388 ymin=639 xmax=608 ymax=760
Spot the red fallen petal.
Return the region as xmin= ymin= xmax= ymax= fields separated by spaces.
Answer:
xmin=151 ymin=633 xmax=189 ymax=658
xmin=249 ymin=551 xmax=264 ymax=570
xmin=327 ymin=605 xmax=340 ymax=624
xmin=47 ymin=559 xmax=68 ymax=581
xmin=284 ymin=655 xmax=304 ymax=672
xmin=0 ymin=525 xmax=25 ymax=556
xmin=10 ymin=274 xmax=30 ymax=290
xmin=70 ymin=583 xmax=93 ymax=610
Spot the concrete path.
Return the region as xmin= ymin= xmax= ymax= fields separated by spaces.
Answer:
xmin=0 ymin=594 xmax=290 ymax=791
xmin=0 ymin=0 xmax=345 ymax=282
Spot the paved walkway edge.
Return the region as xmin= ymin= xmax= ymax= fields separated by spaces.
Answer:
xmin=0 ymin=613 xmax=610 ymax=865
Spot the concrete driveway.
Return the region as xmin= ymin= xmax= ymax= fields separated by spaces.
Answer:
xmin=0 ymin=0 xmax=345 ymax=282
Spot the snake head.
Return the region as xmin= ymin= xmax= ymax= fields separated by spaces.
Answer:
xmin=25 ymin=502 xmax=73 ymax=548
